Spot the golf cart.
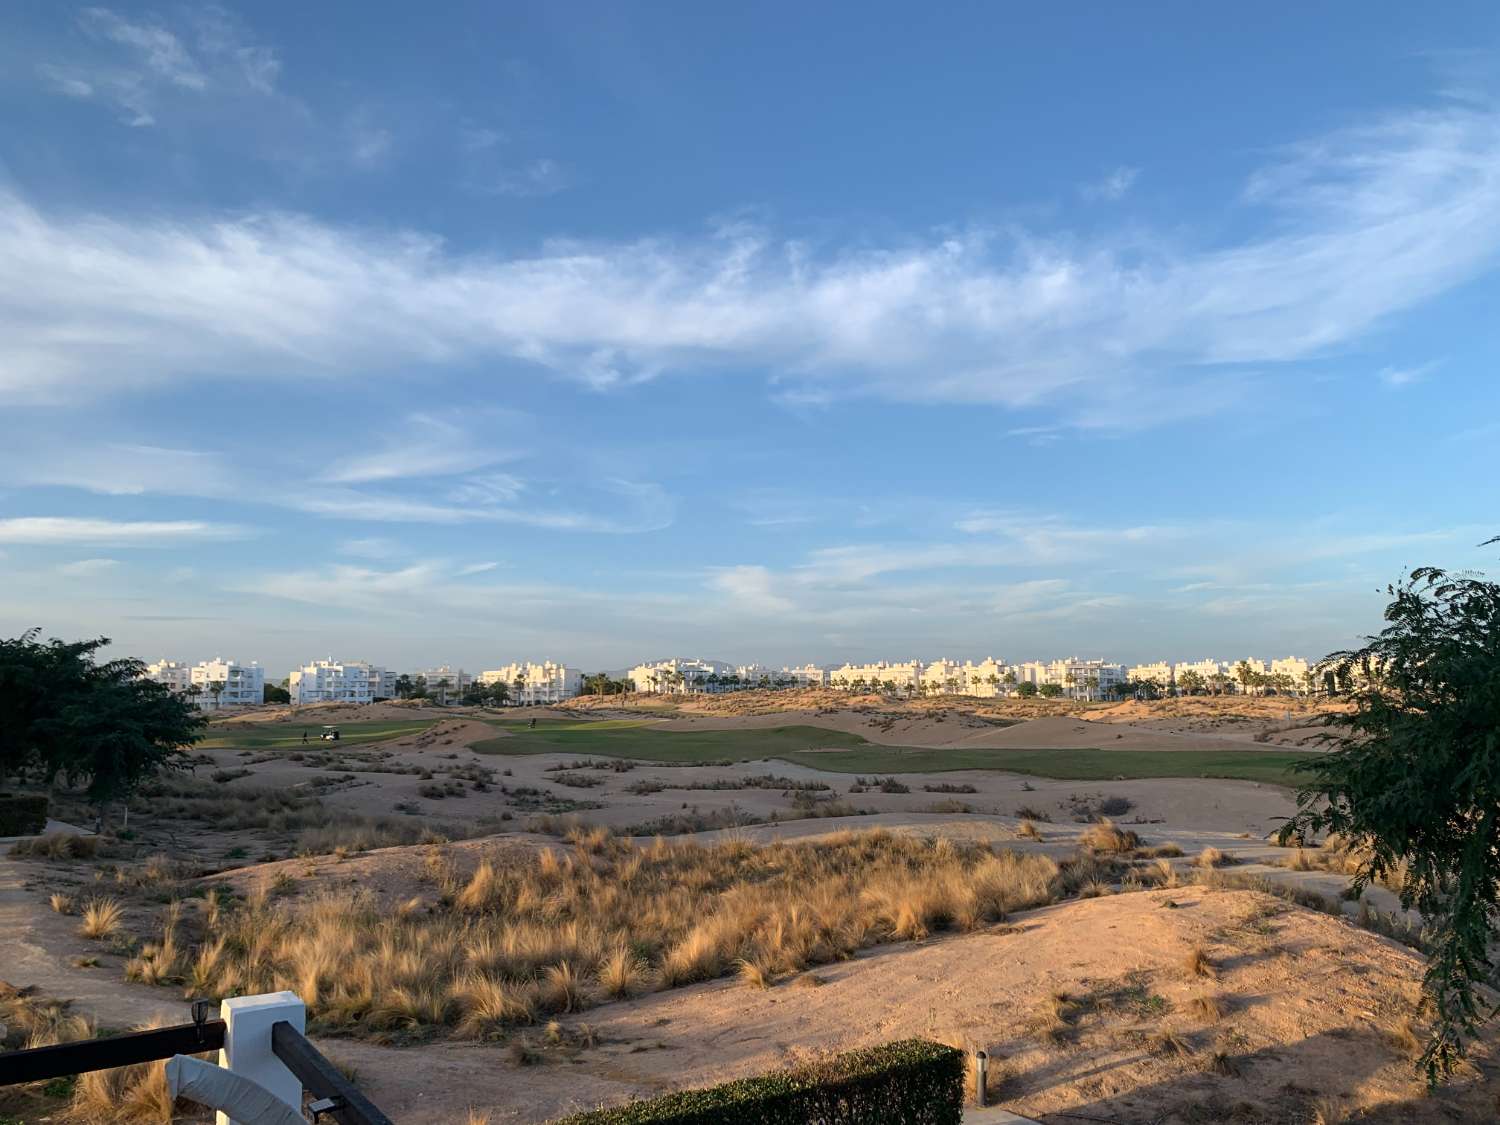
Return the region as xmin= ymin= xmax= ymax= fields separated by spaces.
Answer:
xmin=319 ymin=725 xmax=341 ymax=742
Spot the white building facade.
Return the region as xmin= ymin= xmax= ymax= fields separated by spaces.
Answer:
xmin=144 ymin=659 xmax=193 ymax=694
xmin=190 ymin=659 xmax=264 ymax=709
xmin=414 ymin=666 xmax=473 ymax=700
xmin=478 ymin=661 xmax=583 ymax=704
xmin=287 ymin=660 xmax=393 ymax=705
xmin=627 ymin=658 xmax=733 ymax=694
xmin=1128 ymin=662 xmax=1174 ymax=690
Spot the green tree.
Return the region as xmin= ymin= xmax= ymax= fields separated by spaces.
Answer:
xmin=1176 ymin=669 xmax=1204 ymax=695
xmin=1038 ymin=683 xmax=1063 ymax=698
xmin=394 ymin=674 xmax=414 ymax=699
xmin=208 ymin=680 xmax=226 ymax=710
xmin=0 ymin=630 xmax=203 ymax=808
xmin=1281 ymin=545 xmax=1500 ymax=1081
xmin=263 ymin=683 xmax=291 ymax=704
xmin=1016 ymin=681 xmax=1038 ymax=698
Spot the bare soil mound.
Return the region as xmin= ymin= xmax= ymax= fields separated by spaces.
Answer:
xmin=326 ymin=885 xmax=1494 ymax=1123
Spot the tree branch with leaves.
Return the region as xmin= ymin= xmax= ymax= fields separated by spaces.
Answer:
xmin=1280 ymin=541 xmax=1500 ymax=1082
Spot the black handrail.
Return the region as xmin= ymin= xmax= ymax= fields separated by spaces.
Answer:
xmin=0 ymin=1020 xmax=226 ymax=1087
xmin=271 ymin=1020 xmax=394 ymax=1125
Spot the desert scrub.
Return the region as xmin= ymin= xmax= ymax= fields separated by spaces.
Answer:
xmin=153 ymin=829 xmax=1064 ymax=1040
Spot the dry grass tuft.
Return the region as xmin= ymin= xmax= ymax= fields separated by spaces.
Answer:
xmin=1146 ymin=1028 xmax=1193 ymax=1057
xmin=10 ymin=832 xmax=102 ymax=860
xmin=1189 ymin=994 xmax=1227 ymax=1023
xmin=597 ymin=948 xmax=649 ymax=999
xmin=1207 ymin=1049 xmax=1239 ymax=1076
xmin=1078 ymin=819 xmax=1140 ymax=854
xmin=1194 ymin=846 xmax=1235 ymax=869
xmin=735 ymin=957 xmax=774 ymax=990
xmin=1383 ymin=1016 xmax=1421 ymax=1058
xmin=1183 ymin=945 xmax=1216 ymax=979
xmin=49 ymin=892 xmax=75 ymax=914
xmin=1016 ymin=819 xmax=1043 ymax=841
xmin=96 ymin=830 xmax=1074 ymax=1042
xmin=1033 ymin=989 xmax=1078 ymax=1045
xmin=78 ymin=897 xmax=124 ymax=940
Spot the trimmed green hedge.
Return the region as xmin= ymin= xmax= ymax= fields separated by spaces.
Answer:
xmin=551 ymin=1038 xmax=965 ymax=1125
xmin=0 ymin=794 xmax=49 ymax=837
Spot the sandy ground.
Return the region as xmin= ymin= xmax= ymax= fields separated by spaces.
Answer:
xmin=3 ymin=697 xmax=1404 ymax=1124
xmin=193 ymin=734 xmax=1300 ymax=841
xmin=7 ymin=877 xmax=1481 ymax=1124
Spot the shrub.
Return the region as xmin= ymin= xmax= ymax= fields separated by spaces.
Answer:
xmin=79 ymin=897 xmax=124 ymax=940
xmin=0 ymin=793 xmax=48 ymax=836
xmin=10 ymin=832 xmax=101 ymax=859
xmin=1078 ymin=820 xmax=1140 ymax=854
xmin=551 ymin=1039 xmax=965 ymax=1124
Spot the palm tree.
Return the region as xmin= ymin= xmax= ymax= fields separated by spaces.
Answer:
xmin=186 ymin=683 xmax=204 ymax=710
xmin=394 ymin=673 xmax=413 ymax=699
xmin=1085 ymin=674 xmax=1099 ymax=701
xmin=208 ymin=680 xmax=225 ymax=710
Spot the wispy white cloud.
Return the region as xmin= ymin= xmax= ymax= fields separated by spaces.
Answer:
xmin=0 ymin=518 xmax=249 ymax=545
xmin=1080 ymin=165 xmax=1139 ymax=201
xmin=5 ymin=100 xmax=1498 ymax=419
xmin=41 ymin=6 xmax=278 ymax=126
xmin=338 ymin=537 xmax=403 ymax=560
xmin=320 ymin=413 xmax=519 ymax=484
xmin=708 ymin=565 xmax=794 ymax=614
xmin=456 ymin=561 xmax=500 ymax=576
xmin=1378 ymin=360 xmax=1439 ymax=387
xmin=58 ymin=557 xmax=121 ymax=576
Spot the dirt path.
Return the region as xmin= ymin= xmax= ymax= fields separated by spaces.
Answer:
xmin=0 ymin=857 xmax=185 ymax=1029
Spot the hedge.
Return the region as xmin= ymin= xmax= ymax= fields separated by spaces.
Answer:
xmin=0 ymin=794 xmax=49 ymax=837
xmin=551 ymin=1038 xmax=965 ymax=1125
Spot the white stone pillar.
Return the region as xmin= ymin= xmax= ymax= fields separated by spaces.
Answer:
xmin=216 ymin=992 xmax=305 ymax=1125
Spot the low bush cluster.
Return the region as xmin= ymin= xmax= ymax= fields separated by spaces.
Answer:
xmin=0 ymin=793 xmax=49 ymax=836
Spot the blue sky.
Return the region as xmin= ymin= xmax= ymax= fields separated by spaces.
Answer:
xmin=0 ymin=1 xmax=1496 ymax=674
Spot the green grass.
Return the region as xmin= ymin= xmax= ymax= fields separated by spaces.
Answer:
xmin=471 ymin=722 xmax=866 ymax=763
xmin=781 ymin=746 xmax=1316 ymax=784
xmin=468 ymin=720 xmax=1316 ymax=784
xmin=199 ymin=719 xmax=437 ymax=750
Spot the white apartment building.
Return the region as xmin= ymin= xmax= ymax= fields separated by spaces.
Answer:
xmin=190 ymin=658 xmax=264 ymax=709
xmin=1173 ymin=658 xmax=1227 ymax=687
xmin=1270 ymin=656 xmax=1312 ymax=688
xmin=287 ymin=660 xmax=394 ymax=705
xmin=829 ymin=660 xmax=923 ymax=693
xmin=627 ymin=658 xmax=732 ymax=694
xmin=959 ymin=658 xmax=1012 ymax=697
xmin=1046 ymin=658 xmax=1125 ymax=700
xmin=414 ymin=666 xmax=473 ymax=700
xmin=478 ymin=661 xmax=583 ymax=704
xmin=780 ymin=664 xmax=828 ymax=688
xmin=1128 ymin=662 xmax=1174 ymax=690
xmin=922 ymin=658 xmax=968 ymax=694
xmin=144 ymin=659 xmax=193 ymax=694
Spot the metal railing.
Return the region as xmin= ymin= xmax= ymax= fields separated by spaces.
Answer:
xmin=0 ymin=995 xmax=392 ymax=1124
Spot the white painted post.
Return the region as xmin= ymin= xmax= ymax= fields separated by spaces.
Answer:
xmin=216 ymin=992 xmax=305 ymax=1125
